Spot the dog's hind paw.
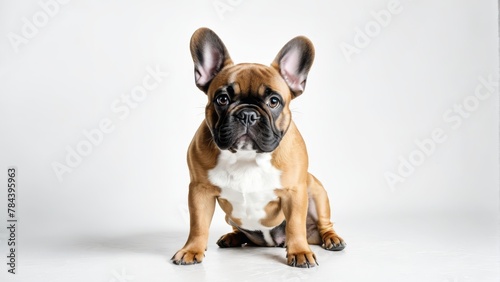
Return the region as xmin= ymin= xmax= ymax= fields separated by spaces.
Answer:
xmin=321 ymin=232 xmax=346 ymax=251
xmin=216 ymin=231 xmax=249 ymax=248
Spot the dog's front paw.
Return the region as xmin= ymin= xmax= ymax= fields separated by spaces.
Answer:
xmin=322 ymin=231 xmax=346 ymax=251
xmin=171 ymin=248 xmax=205 ymax=265
xmin=216 ymin=231 xmax=249 ymax=248
xmin=286 ymin=249 xmax=317 ymax=268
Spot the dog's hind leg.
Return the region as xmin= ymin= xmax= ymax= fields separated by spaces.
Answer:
xmin=306 ymin=173 xmax=346 ymax=251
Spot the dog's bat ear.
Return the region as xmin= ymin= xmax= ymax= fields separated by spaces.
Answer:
xmin=190 ymin=27 xmax=233 ymax=93
xmin=271 ymin=36 xmax=315 ymax=98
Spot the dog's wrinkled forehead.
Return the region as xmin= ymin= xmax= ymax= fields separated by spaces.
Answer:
xmin=209 ymin=63 xmax=292 ymax=101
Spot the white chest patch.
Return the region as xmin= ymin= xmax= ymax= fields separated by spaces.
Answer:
xmin=208 ymin=150 xmax=282 ymax=232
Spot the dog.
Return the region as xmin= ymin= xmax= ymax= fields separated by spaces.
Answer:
xmin=171 ymin=27 xmax=345 ymax=268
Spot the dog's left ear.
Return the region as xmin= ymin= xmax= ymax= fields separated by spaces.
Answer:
xmin=271 ymin=36 xmax=315 ymax=98
xmin=190 ymin=27 xmax=234 ymax=93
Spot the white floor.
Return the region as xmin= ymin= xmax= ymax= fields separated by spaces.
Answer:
xmin=1 ymin=212 xmax=499 ymax=282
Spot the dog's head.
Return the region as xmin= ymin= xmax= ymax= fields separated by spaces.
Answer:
xmin=190 ymin=27 xmax=314 ymax=153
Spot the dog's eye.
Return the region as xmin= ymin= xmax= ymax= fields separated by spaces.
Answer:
xmin=216 ymin=94 xmax=230 ymax=106
xmin=268 ymin=96 xmax=281 ymax=109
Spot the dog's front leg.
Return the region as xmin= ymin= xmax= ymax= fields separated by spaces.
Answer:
xmin=172 ymin=182 xmax=217 ymax=265
xmin=279 ymin=184 xmax=318 ymax=268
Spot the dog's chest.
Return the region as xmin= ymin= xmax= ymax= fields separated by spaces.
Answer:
xmin=208 ymin=150 xmax=282 ymax=231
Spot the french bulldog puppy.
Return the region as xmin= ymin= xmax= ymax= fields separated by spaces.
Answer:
xmin=172 ymin=28 xmax=345 ymax=268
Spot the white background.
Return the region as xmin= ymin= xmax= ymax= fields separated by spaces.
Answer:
xmin=0 ymin=0 xmax=498 ymax=281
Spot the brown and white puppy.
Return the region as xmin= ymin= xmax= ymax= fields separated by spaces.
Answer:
xmin=172 ymin=27 xmax=345 ymax=268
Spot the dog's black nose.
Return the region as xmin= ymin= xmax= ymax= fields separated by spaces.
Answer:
xmin=236 ymin=109 xmax=259 ymax=126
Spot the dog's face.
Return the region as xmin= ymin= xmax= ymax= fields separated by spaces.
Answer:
xmin=204 ymin=64 xmax=292 ymax=153
xmin=190 ymin=28 xmax=314 ymax=153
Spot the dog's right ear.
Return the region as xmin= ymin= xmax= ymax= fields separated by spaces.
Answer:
xmin=190 ymin=28 xmax=233 ymax=93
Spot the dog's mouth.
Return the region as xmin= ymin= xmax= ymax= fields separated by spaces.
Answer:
xmin=212 ymin=104 xmax=284 ymax=153
xmin=214 ymin=126 xmax=281 ymax=153
xmin=235 ymin=134 xmax=252 ymax=146
xmin=229 ymin=134 xmax=256 ymax=152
